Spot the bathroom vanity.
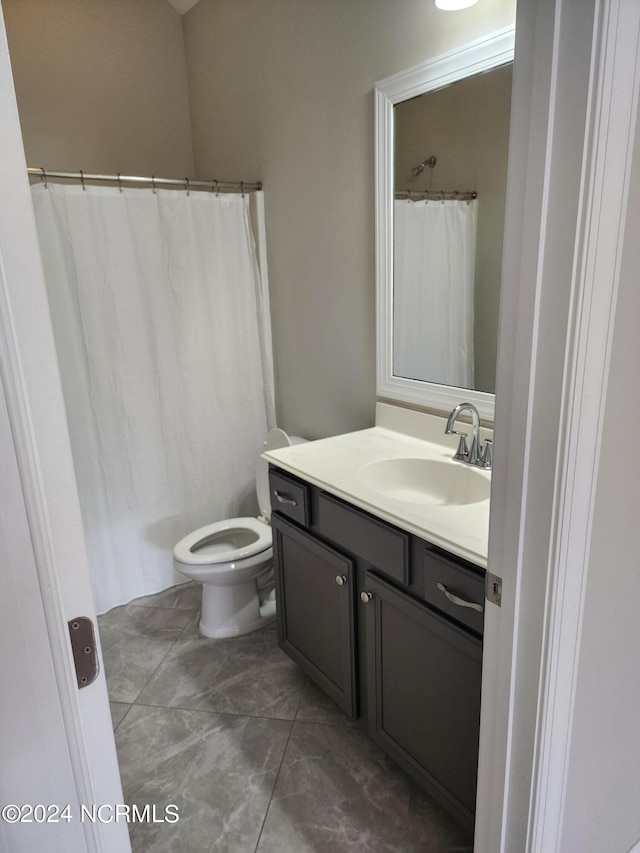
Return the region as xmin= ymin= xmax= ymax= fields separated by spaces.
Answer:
xmin=263 ymin=403 xmax=491 ymax=830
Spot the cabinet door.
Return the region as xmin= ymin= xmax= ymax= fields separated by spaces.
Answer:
xmin=365 ymin=572 xmax=482 ymax=828
xmin=272 ymin=512 xmax=357 ymax=718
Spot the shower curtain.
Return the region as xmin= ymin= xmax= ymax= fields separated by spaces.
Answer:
xmin=393 ymin=198 xmax=477 ymax=388
xmin=31 ymin=183 xmax=275 ymax=614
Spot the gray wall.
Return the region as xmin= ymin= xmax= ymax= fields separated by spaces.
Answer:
xmin=5 ymin=0 xmax=516 ymax=441
xmin=3 ymin=0 xmax=194 ymax=178
xmin=182 ymin=0 xmax=516 ymax=438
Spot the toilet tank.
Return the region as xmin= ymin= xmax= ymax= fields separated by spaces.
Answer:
xmin=256 ymin=429 xmax=306 ymax=522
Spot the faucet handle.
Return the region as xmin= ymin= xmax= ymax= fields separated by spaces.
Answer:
xmin=467 ymin=434 xmax=481 ymax=466
xmin=452 ymin=432 xmax=469 ymax=461
xmin=480 ymin=439 xmax=493 ymax=469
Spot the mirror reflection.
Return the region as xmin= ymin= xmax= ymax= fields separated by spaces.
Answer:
xmin=393 ymin=64 xmax=512 ymax=394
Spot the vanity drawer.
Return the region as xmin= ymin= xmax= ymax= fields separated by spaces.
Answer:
xmin=269 ymin=468 xmax=310 ymax=527
xmin=316 ymin=492 xmax=409 ymax=585
xmin=420 ymin=546 xmax=485 ymax=636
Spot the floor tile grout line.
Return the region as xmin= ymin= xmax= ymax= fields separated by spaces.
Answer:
xmin=251 ymin=720 xmax=295 ymax=853
xmin=109 ymin=608 xmax=309 ymax=724
xmin=128 ymin=700 xmax=299 ymax=724
xmin=293 ymin=677 xmax=308 ymax=722
xmin=252 ymin=677 xmax=309 ymax=853
xmin=105 ymin=599 xmax=199 ymax=735
xmin=126 ymin=583 xmax=200 ymax=611
xmin=97 ymin=600 xmax=197 ymax=655
xmin=120 ymin=607 xmax=199 ymax=707
xmin=107 ymin=599 xmax=200 ymax=736
xmin=112 ymin=702 xmax=134 ymax=733
xmin=105 ymin=603 xmax=353 ymax=728
xmin=126 ymin=589 xmax=200 ymax=608
xmin=99 ymin=623 xmax=194 ymax=655
xmin=101 ymin=600 xmax=200 ymax=613
xmin=122 ymin=697 xmax=357 ymax=729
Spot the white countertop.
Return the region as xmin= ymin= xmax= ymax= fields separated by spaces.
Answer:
xmin=262 ymin=403 xmax=491 ymax=568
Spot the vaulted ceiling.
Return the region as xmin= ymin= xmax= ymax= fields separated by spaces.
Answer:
xmin=165 ymin=0 xmax=201 ymax=15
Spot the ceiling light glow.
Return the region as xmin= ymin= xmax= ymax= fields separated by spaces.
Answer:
xmin=435 ymin=0 xmax=479 ymax=10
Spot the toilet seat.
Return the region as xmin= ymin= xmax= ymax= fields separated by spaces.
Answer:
xmin=173 ymin=516 xmax=271 ymax=566
xmin=172 ymin=428 xmax=306 ymax=638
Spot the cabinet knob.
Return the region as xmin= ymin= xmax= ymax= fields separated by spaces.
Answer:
xmin=360 ymin=591 xmax=373 ymax=603
xmin=335 ymin=575 xmax=348 ymax=586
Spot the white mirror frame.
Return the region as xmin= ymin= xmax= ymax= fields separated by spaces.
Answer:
xmin=375 ymin=27 xmax=515 ymax=422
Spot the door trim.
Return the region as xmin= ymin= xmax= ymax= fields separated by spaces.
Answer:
xmin=528 ymin=1 xmax=640 ymax=849
xmin=477 ymin=0 xmax=640 ymax=850
xmin=0 ymin=8 xmax=129 ymax=849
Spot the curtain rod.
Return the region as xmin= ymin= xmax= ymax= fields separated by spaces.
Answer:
xmin=27 ymin=168 xmax=262 ymax=194
xmin=395 ymin=190 xmax=477 ymax=202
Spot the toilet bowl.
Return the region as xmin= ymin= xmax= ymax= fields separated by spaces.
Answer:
xmin=173 ymin=429 xmax=304 ymax=638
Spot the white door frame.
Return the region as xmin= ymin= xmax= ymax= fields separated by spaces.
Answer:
xmin=476 ymin=0 xmax=640 ymax=850
xmin=0 ymin=7 xmax=130 ymax=851
xmin=0 ymin=293 xmax=89 ymax=853
xmin=2 ymin=0 xmax=639 ymax=851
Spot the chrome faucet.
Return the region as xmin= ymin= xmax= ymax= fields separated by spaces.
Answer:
xmin=444 ymin=402 xmax=492 ymax=469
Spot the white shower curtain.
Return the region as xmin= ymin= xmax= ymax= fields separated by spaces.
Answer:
xmin=32 ymin=183 xmax=275 ymax=614
xmin=393 ymin=198 xmax=477 ymax=388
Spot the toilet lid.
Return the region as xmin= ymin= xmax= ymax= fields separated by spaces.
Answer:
xmin=256 ymin=428 xmax=292 ymax=521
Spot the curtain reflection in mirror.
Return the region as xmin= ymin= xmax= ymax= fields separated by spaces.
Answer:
xmin=393 ymin=197 xmax=477 ymax=388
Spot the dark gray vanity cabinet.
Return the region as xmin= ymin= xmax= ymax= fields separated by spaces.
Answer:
xmin=268 ymin=465 xmax=484 ymax=829
xmin=364 ymin=571 xmax=482 ymax=824
xmin=271 ymin=511 xmax=358 ymax=719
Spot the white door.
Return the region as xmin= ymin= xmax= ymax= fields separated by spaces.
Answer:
xmin=0 ymin=9 xmax=130 ymax=853
xmin=476 ymin=0 xmax=640 ymax=850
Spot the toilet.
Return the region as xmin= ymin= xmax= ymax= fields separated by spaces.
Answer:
xmin=173 ymin=429 xmax=304 ymax=639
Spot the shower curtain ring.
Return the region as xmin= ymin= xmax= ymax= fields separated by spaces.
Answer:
xmin=80 ymin=170 xmax=86 ymax=191
xmin=441 ymin=190 xmax=445 ymax=204
xmin=215 ymin=180 xmax=220 ymax=196
xmin=185 ymin=177 xmax=190 ymax=197
xmin=240 ymin=181 xmax=244 ymax=198
xmin=151 ymin=175 xmax=157 ymax=194
xmin=117 ymin=173 xmax=123 ymax=193
xmin=40 ymin=167 xmax=48 ymax=189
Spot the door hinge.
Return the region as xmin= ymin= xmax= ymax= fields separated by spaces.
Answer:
xmin=485 ymin=572 xmax=502 ymax=607
xmin=68 ymin=617 xmax=99 ymax=689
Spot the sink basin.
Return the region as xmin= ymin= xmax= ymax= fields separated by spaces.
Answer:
xmin=356 ymin=458 xmax=490 ymax=507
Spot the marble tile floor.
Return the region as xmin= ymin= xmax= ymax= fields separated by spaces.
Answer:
xmin=99 ymin=582 xmax=473 ymax=853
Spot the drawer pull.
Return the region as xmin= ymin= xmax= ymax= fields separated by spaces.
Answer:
xmin=436 ymin=582 xmax=484 ymax=614
xmin=360 ymin=591 xmax=373 ymax=603
xmin=335 ymin=575 xmax=348 ymax=586
xmin=274 ymin=490 xmax=297 ymax=507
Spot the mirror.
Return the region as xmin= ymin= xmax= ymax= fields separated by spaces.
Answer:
xmin=375 ymin=28 xmax=515 ymax=421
